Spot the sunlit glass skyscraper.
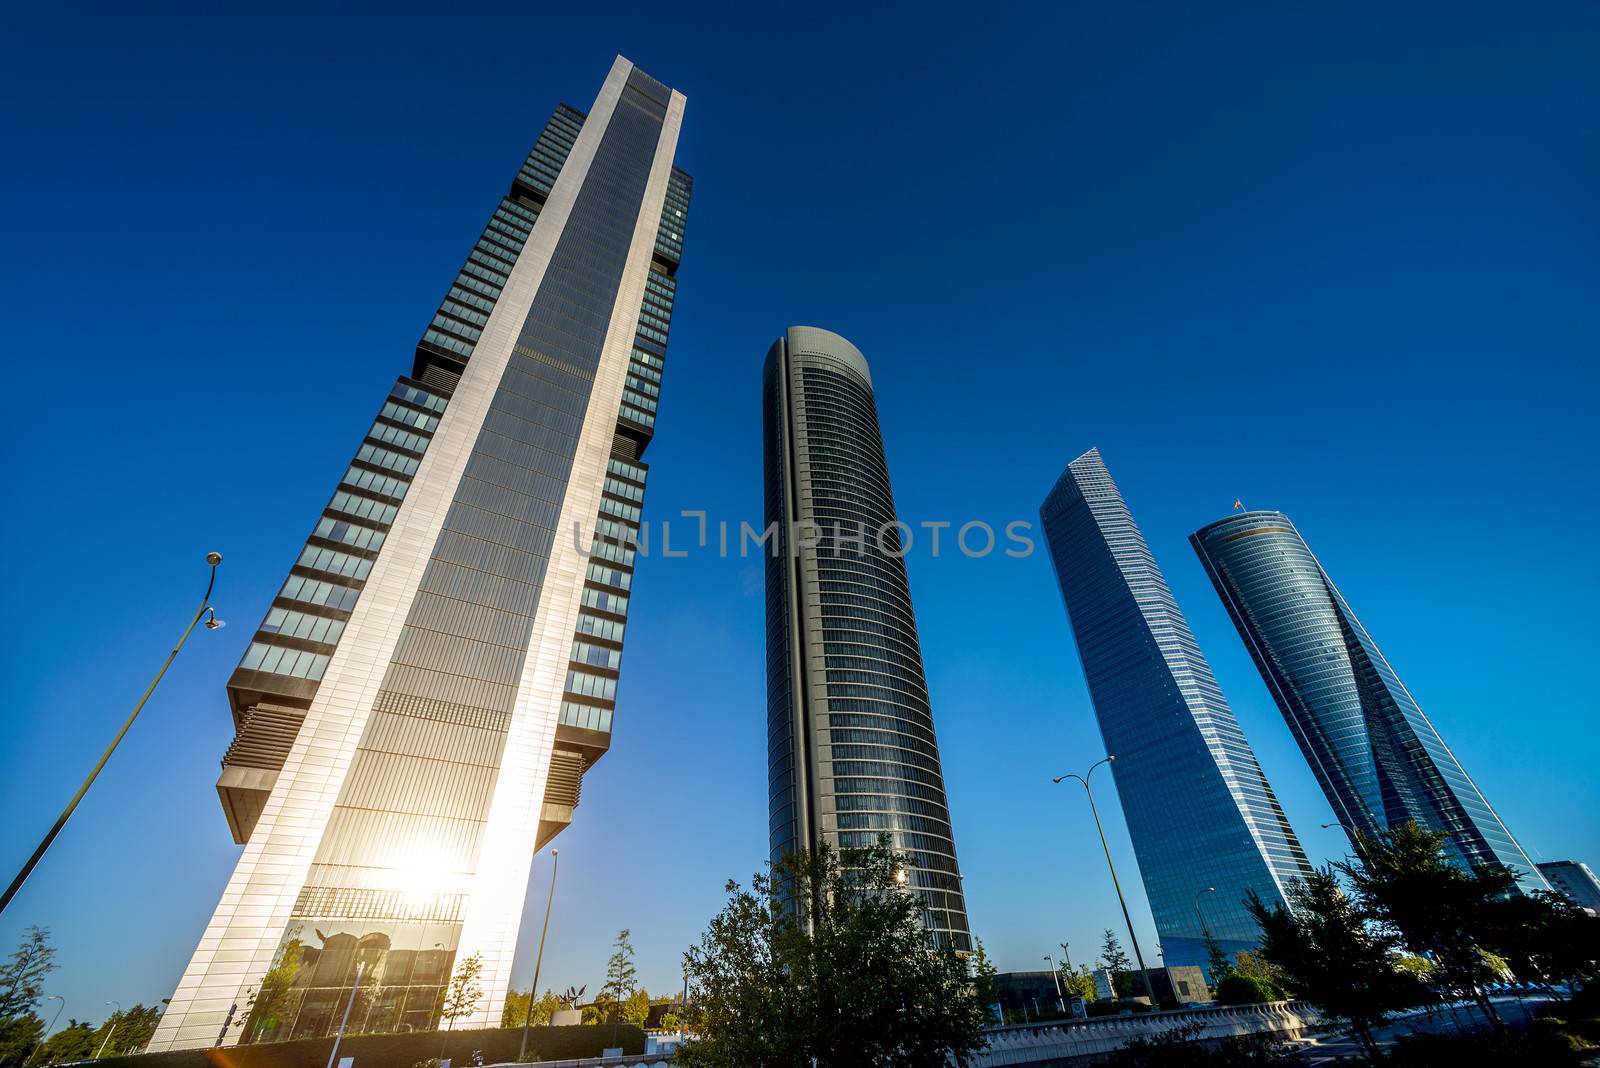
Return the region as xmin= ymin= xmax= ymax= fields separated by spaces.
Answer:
xmin=1039 ymin=449 xmax=1312 ymax=970
xmin=762 ymin=326 xmax=971 ymax=951
xmin=1191 ymin=509 xmax=1547 ymax=893
xmin=152 ymin=57 xmax=690 ymax=1051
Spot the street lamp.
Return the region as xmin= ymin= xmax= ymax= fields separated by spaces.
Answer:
xmin=1193 ymin=887 xmax=1216 ymax=945
xmin=518 ymin=848 xmax=560 ymax=1064
xmin=1053 ymin=756 xmax=1150 ymax=990
xmin=0 ymin=553 xmax=225 ymax=916
xmin=25 ymin=996 xmax=64 ymax=1067
xmin=94 ymin=1001 xmax=122 ymax=1060
xmin=1044 ymin=955 xmax=1065 ymax=1013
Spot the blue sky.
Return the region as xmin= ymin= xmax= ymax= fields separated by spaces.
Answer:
xmin=2 ymin=0 xmax=1597 ymax=1026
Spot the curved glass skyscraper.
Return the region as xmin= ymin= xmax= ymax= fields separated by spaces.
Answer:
xmin=1191 ymin=511 xmax=1545 ymax=892
xmin=1039 ymin=450 xmax=1311 ymax=970
xmin=763 ymin=326 xmax=970 ymax=950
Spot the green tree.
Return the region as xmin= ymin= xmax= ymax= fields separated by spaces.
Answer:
xmin=242 ymin=935 xmax=304 ymax=1043
xmin=1230 ymin=949 xmax=1286 ymax=994
xmin=621 ymin=988 xmax=650 ymax=1026
xmin=1061 ymin=965 xmax=1097 ymax=1004
xmin=34 ymin=1019 xmax=96 ymax=1063
xmin=678 ymin=838 xmax=993 ymax=1068
xmin=603 ymin=929 xmax=638 ymax=1021
xmin=1478 ymin=887 xmax=1600 ymax=997
xmin=1247 ymin=868 xmax=1423 ymax=1063
xmin=1339 ymin=822 xmax=1512 ymax=1031
xmin=0 ymin=927 xmax=56 ymax=1020
xmin=87 ymin=1003 xmax=163 ymax=1058
xmin=501 ymin=988 xmax=562 ymax=1029
xmin=1203 ymin=933 xmax=1232 ymax=987
xmin=441 ymin=952 xmax=483 ymax=1024
xmin=1099 ymin=929 xmax=1132 ymax=998
xmin=0 ymin=1014 xmax=44 ymax=1068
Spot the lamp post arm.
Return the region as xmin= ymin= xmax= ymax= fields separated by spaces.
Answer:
xmin=0 ymin=557 xmax=221 ymax=916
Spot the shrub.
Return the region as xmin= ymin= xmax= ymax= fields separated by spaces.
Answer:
xmin=1214 ymin=973 xmax=1280 ymax=1005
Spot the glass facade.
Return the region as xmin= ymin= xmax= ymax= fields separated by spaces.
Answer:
xmin=1190 ymin=511 xmax=1547 ymax=893
xmin=1039 ymin=450 xmax=1311 ymax=969
xmin=763 ymin=326 xmax=971 ymax=951
xmin=154 ymin=59 xmax=689 ymax=1052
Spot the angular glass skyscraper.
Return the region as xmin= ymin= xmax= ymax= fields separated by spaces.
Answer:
xmin=152 ymin=58 xmax=690 ymax=1051
xmin=762 ymin=326 xmax=971 ymax=951
xmin=1190 ymin=510 xmax=1546 ymax=893
xmin=1039 ymin=450 xmax=1312 ymax=969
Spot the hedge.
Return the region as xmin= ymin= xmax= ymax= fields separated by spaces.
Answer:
xmin=92 ymin=1024 xmax=646 ymax=1068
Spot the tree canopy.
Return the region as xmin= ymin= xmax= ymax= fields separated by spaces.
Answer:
xmin=678 ymin=839 xmax=994 ymax=1068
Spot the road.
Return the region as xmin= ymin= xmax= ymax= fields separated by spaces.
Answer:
xmin=1287 ymin=995 xmax=1546 ymax=1063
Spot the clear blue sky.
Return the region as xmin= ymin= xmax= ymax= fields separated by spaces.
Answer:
xmin=2 ymin=0 xmax=1596 ymax=1027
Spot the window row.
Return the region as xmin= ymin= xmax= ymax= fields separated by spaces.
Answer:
xmin=390 ymin=382 xmax=448 ymax=413
xmin=586 ymin=562 xmax=632 ymax=590
xmin=313 ymin=516 xmax=386 ymax=552
xmin=461 ymin=260 xmax=508 ymax=289
xmin=298 ymin=544 xmax=374 ymax=581
xmin=465 ymin=251 xmax=510 ymax=284
xmin=575 ymin=613 xmax=625 ymax=642
xmin=602 ymin=476 xmax=644 ymax=503
xmin=260 ymin=606 xmax=347 ymax=645
xmin=582 ymin=586 xmax=629 ymax=615
xmin=343 ymin=465 xmax=410 ymax=500
xmin=379 ymin=401 xmax=440 ymax=433
xmin=599 ymin=496 xmax=640 ymax=524
xmin=571 ymin=640 xmax=620 ymax=670
xmin=447 ymin=284 xmax=496 ymax=316
xmin=367 ymin=419 xmax=431 ymax=455
xmin=280 ymin=574 xmax=361 ymax=612
xmin=607 ymin=458 xmax=647 ymax=484
xmin=589 ymin=538 xmax=635 ymax=568
xmin=328 ymin=490 xmax=399 ymax=526
xmin=559 ymin=700 xmax=612 ymax=734
xmin=356 ymin=442 xmax=421 ymax=477
xmin=473 ymin=237 xmax=517 ymax=270
xmin=565 ymin=669 xmax=617 ymax=701
xmin=430 ymin=313 xmax=481 ymax=343
xmin=619 ymin=404 xmax=656 ymax=429
xmin=440 ymin=299 xmax=488 ymax=328
xmin=241 ymin=641 xmax=330 ymax=681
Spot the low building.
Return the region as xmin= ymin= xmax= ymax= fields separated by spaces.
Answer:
xmin=1538 ymin=860 xmax=1600 ymax=914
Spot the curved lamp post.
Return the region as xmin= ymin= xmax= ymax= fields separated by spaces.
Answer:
xmin=1193 ymin=886 xmax=1216 ymax=944
xmin=0 ymin=553 xmax=224 ymax=916
xmin=94 ymin=1001 xmax=122 ymax=1060
xmin=26 ymin=995 xmax=65 ymax=1067
xmin=1053 ymin=756 xmax=1150 ymax=988
xmin=518 ymin=848 xmax=560 ymax=1063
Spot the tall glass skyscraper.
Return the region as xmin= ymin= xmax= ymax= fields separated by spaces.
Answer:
xmin=762 ymin=326 xmax=971 ymax=950
xmin=1190 ymin=510 xmax=1546 ymax=893
xmin=1039 ymin=450 xmax=1311 ymax=969
xmin=152 ymin=58 xmax=690 ymax=1051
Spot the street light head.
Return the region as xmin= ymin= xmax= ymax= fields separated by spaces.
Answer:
xmin=1051 ymin=775 xmax=1066 ymax=784
xmin=205 ymin=609 xmax=225 ymax=630
xmin=206 ymin=551 xmax=223 ymax=566
xmin=1106 ymin=755 xmax=1116 ymax=763
xmin=551 ymin=849 xmax=559 ymax=856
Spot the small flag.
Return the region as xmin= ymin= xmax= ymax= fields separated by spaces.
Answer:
xmin=1233 ymin=499 xmax=1244 ymax=511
